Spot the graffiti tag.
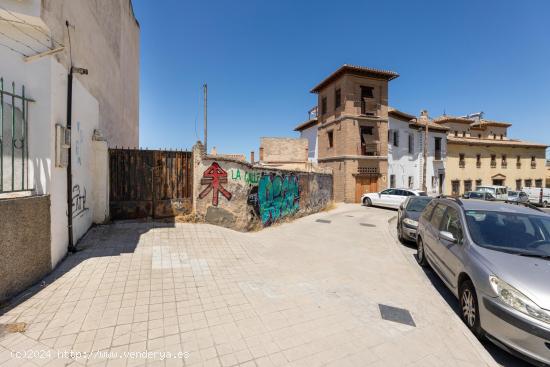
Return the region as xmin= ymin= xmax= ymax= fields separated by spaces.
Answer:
xmin=230 ymin=169 xmax=261 ymax=185
xmin=199 ymin=162 xmax=232 ymax=206
xmin=250 ymin=173 xmax=300 ymax=225
xmin=72 ymin=184 xmax=88 ymax=218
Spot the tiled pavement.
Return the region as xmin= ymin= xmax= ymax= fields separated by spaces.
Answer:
xmin=0 ymin=204 xmax=499 ymax=367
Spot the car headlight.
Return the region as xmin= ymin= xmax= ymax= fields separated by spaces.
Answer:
xmin=490 ymin=276 xmax=550 ymax=324
xmin=403 ymin=218 xmax=418 ymax=228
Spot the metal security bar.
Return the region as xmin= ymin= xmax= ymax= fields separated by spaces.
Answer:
xmin=0 ymin=77 xmax=34 ymax=193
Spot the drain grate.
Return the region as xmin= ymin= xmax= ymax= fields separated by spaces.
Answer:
xmin=316 ymin=219 xmax=331 ymax=224
xmin=378 ymin=304 xmax=416 ymax=327
xmin=360 ymin=223 xmax=376 ymax=227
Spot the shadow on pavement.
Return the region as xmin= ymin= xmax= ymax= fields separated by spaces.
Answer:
xmin=0 ymin=219 xmax=176 ymax=316
xmin=415 ymin=256 xmax=532 ymax=367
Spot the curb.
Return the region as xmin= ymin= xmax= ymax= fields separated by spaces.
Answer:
xmin=382 ymin=217 xmax=500 ymax=367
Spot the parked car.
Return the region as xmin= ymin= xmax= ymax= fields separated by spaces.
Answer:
xmin=463 ymin=191 xmax=496 ymax=201
xmin=416 ymin=198 xmax=550 ymax=366
xmin=397 ymin=196 xmax=433 ymax=243
xmin=362 ymin=188 xmax=427 ymax=209
xmin=522 ymin=187 xmax=550 ymax=208
xmin=476 ymin=185 xmax=508 ymax=200
xmin=506 ymin=190 xmax=529 ymax=204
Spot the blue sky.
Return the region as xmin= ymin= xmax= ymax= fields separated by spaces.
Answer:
xmin=133 ymin=0 xmax=550 ymax=158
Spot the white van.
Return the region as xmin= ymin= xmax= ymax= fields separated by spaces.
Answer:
xmin=476 ymin=185 xmax=508 ymax=200
xmin=522 ymin=187 xmax=550 ymax=207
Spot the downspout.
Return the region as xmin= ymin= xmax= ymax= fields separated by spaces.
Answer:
xmin=66 ymin=67 xmax=75 ymax=252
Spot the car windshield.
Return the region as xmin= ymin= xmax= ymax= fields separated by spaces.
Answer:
xmin=508 ymin=191 xmax=518 ymax=197
xmin=406 ymin=197 xmax=432 ymax=212
xmin=465 ymin=210 xmax=550 ymax=256
xmin=469 ymin=192 xmax=483 ymax=199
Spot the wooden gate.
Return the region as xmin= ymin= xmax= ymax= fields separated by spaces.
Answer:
xmin=109 ymin=148 xmax=193 ymax=219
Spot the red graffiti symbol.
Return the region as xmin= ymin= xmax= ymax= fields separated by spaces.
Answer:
xmin=199 ymin=162 xmax=232 ymax=206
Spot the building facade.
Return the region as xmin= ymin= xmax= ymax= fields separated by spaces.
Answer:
xmin=311 ymin=65 xmax=399 ymax=203
xmin=434 ymin=115 xmax=548 ymax=195
xmin=258 ymin=137 xmax=310 ymax=170
xmin=388 ymin=109 xmax=448 ymax=195
xmin=0 ymin=0 xmax=139 ymax=271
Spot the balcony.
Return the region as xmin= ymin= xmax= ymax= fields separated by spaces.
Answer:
xmin=359 ymin=99 xmax=380 ymax=117
xmin=531 ymin=162 xmax=537 ymax=169
xmin=501 ymin=162 xmax=507 ymax=169
xmin=361 ymin=142 xmax=381 ymax=156
xmin=476 ymin=162 xmax=481 ymax=168
xmin=516 ymin=162 xmax=521 ymax=169
xmin=459 ymin=160 xmax=465 ymax=168
xmin=490 ymin=161 xmax=497 ymax=168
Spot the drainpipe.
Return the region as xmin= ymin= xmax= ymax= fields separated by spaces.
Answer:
xmin=65 ymin=21 xmax=88 ymax=253
xmin=66 ymin=68 xmax=75 ymax=252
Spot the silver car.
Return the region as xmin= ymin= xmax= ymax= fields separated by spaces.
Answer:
xmin=416 ymin=198 xmax=550 ymax=366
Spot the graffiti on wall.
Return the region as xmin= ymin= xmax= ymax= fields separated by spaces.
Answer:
xmin=72 ymin=184 xmax=88 ymax=218
xmin=230 ymin=168 xmax=261 ymax=185
xmin=199 ymin=162 xmax=232 ymax=206
xmin=247 ymin=173 xmax=300 ymax=225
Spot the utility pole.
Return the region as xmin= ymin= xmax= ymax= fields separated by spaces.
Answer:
xmin=421 ymin=110 xmax=428 ymax=192
xmin=203 ymin=83 xmax=208 ymax=153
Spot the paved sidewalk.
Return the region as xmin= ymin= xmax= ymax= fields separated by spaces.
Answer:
xmin=0 ymin=204 xmax=498 ymax=367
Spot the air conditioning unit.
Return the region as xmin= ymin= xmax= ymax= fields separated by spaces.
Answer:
xmin=55 ymin=124 xmax=70 ymax=167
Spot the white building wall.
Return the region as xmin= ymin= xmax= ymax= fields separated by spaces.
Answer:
xmin=298 ymin=124 xmax=318 ymax=162
xmin=1 ymin=43 xmax=102 ymax=268
xmin=422 ymin=129 xmax=447 ymax=195
xmin=388 ymin=116 xmax=447 ymax=195
xmin=388 ymin=117 xmax=420 ymax=189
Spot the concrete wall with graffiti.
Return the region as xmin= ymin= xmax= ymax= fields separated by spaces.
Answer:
xmin=193 ymin=143 xmax=333 ymax=231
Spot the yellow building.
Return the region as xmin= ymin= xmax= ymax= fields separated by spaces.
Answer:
xmin=434 ymin=114 xmax=548 ymax=195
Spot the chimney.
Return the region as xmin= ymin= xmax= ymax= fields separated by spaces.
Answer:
xmin=250 ymin=151 xmax=255 ymax=164
xmin=259 ymin=147 xmax=264 ymax=162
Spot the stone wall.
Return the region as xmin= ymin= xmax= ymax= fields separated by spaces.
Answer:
xmin=193 ymin=144 xmax=333 ymax=231
xmin=0 ymin=195 xmax=51 ymax=303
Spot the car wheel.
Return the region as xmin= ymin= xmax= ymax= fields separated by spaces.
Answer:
xmin=459 ymin=280 xmax=483 ymax=339
xmin=363 ymin=197 xmax=372 ymax=207
xmin=416 ymin=237 xmax=427 ymax=266
xmin=397 ymin=224 xmax=404 ymax=242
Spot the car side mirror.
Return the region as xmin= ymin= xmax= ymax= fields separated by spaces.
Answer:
xmin=399 ymin=204 xmax=404 ymax=210
xmin=439 ymin=231 xmax=457 ymax=244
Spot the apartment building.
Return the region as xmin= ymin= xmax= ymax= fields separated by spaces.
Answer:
xmin=310 ymin=64 xmax=399 ymax=203
xmin=434 ymin=114 xmax=547 ymax=195
xmin=388 ymin=109 xmax=448 ymax=195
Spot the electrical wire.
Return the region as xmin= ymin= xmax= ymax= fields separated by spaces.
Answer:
xmin=0 ymin=15 xmax=53 ymax=50
xmin=0 ymin=29 xmax=40 ymax=54
xmin=0 ymin=4 xmax=63 ymax=47
xmin=0 ymin=39 xmax=27 ymax=57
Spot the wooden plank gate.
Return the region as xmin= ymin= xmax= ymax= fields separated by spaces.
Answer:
xmin=109 ymin=148 xmax=193 ymax=220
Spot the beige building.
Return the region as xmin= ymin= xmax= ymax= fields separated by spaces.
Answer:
xmin=258 ymin=137 xmax=309 ymax=170
xmin=312 ymin=64 xmax=399 ymax=202
xmin=434 ymin=114 xmax=548 ymax=195
xmin=547 ymin=160 xmax=550 ymax=188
